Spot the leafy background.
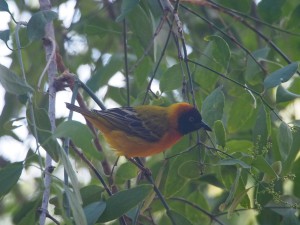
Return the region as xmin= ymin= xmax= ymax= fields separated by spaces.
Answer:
xmin=0 ymin=0 xmax=300 ymax=224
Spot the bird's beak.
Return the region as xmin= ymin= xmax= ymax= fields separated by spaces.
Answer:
xmin=200 ymin=121 xmax=212 ymax=131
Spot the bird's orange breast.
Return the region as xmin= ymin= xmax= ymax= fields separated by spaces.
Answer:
xmin=103 ymin=129 xmax=182 ymax=157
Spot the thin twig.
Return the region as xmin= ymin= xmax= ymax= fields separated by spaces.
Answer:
xmin=37 ymin=37 xmax=56 ymax=91
xmin=123 ymin=19 xmax=130 ymax=106
xmin=170 ymin=197 xmax=225 ymax=225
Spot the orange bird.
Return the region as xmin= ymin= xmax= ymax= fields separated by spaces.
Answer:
xmin=66 ymin=102 xmax=211 ymax=157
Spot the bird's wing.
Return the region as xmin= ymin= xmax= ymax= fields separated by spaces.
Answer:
xmin=92 ymin=107 xmax=165 ymax=142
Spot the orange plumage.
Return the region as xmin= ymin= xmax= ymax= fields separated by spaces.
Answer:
xmin=66 ymin=102 xmax=211 ymax=157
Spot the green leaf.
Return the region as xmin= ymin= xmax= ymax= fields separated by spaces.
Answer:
xmin=116 ymin=0 xmax=140 ymax=22
xmin=204 ymin=35 xmax=231 ymax=69
xmin=194 ymin=36 xmax=230 ymax=91
xmin=278 ymin=122 xmax=293 ymax=161
xmin=0 ymin=0 xmax=9 ymax=12
xmin=86 ymin=54 xmax=124 ymax=92
xmin=0 ymin=29 xmax=10 ymax=44
xmin=227 ymin=187 xmax=251 ymax=217
xmin=245 ymin=47 xmax=270 ymax=85
xmin=262 ymin=161 xmax=282 ymax=183
xmin=252 ymin=155 xmax=277 ymax=180
xmin=227 ymin=92 xmax=254 ymax=133
xmin=253 ymin=105 xmax=270 ymax=151
xmin=287 ymin=5 xmax=300 ymax=29
xmin=27 ymin=10 xmax=58 ymax=42
xmin=65 ymin=186 xmax=87 ymax=225
xmin=276 ymin=85 xmax=300 ymax=103
xmin=84 ymin=201 xmax=106 ymax=225
xmin=168 ymin=210 xmax=193 ymax=225
xmin=115 ymin=162 xmax=138 ymax=184
xmin=178 ymin=161 xmax=202 ymax=179
xmin=54 ymin=121 xmax=100 ymax=160
xmin=60 ymin=148 xmax=83 ymax=205
xmin=0 ymin=64 xmax=34 ymax=95
xmin=159 ymin=64 xmax=183 ymax=92
xmin=84 ymin=25 xmax=121 ymax=37
xmin=26 ymin=106 xmax=60 ymax=162
xmin=98 ymin=184 xmax=153 ymax=222
xmin=164 ymin=158 xmax=188 ymax=198
xmin=199 ymin=173 xmax=225 ymax=189
xmin=127 ymin=5 xmax=152 ymax=50
xmin=258 ymin=0 xmax=286 ymax=23
xmin=201 ymin=87 xmax=225 ymax=127
xmin=226 ymin=140 xmax=253 ymax=154
xmin=214 ymin=0 xmax=252 ymax=13
xmin=264 ymin=62 xmax=298 ymax=89
xmin=218 ymin=159 xmax=250 ymax=169
xmin=214 ymin=120 xmax=226 ymax=148
xmin=0 ymin=162 xmax=23 ymax=199
xmin=283 ymin=128 xmax=300 ymax=175
xmin=81 ymin=185 xmax=104 ymax=206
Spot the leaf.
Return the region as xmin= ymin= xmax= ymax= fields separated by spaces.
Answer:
xmin=201 ymin=87 xmax=225 ymax=127
xmin=116 ymin=0 xmax=140 ymax=22
xmin=164 ymin=154 xmax=188 ymax=198
xmin=245 ymin=47 xmax=270 ymax=84
xmin=27 ymin=10 xmax=58 ymax=42
xmin=227 ymin=187 xmax=251 ymax=218
xmin=167 ymin=210 xmax=193 ymax=225
xmin=178 ymin=161 xmax=202 ymax=179
xmin=214 ymin=120 xmax=226 ymax=148
xmin=253 ymin=104 xmax=270 ymax=151
xmin=0 ymin=162 xmax=23 ymax=198
xmin=258 ymin=0 xmax=286 ymax=23
xmin=0 ymin=29 xmax=10 ymax=44
xmin=54 ymin=121 xmax=100 ymax=160
xmin=276 ymin=85 xmax=300 ymax=103
xmin=81 ymin=185 xmax=104 ymax=206
xmin=60 ymin=149 xmax=83 ymax=205
xmin=226 ymin=140 xmax=253 ymax=154
xmin=115 ymin=162 xmax=138 ymax=184
xmin=204 ymin=35 xmax=231 ymax=70
xmin=227 ymin=92 xmax=254 ymax=133
xmin=218 ymin=159 xmax=250 ymax=169
xmin=98 ymin=184 xmax=152 ymax=222
xmin=277 ymin=122 xmax=293 ymax=161
xmin=262 ymin=161 xmax=282 ymax=183
xmin=194 ymin=36 xmax=230 ymax=91
xmin=159 ymin=64 xmax=183 ymax=92
xmin=84 ymin=201 xmax=106 ymax=225
xmin=0 ymin=64 xmax=34 ymax=95
xmin=86 ymin=54 xmax=124 ymax=92
xmin=0 ymin=0 xmax=9 ymax=12
xmin=287 ymin=5 xmax=300 ymax=29
xmin=199 ymin=173 xmax=225 ymax=189
xmin=264 ymin=62 xmax=298 ymax=89
xmin=252 ymin=155 xmax=278 ymax=180
xmin=283 ymin=128 xmax=300 ymax=175
xmin=215 ymin=0 xmax=252 ymax=13
xmin=127 ymin=5 xmax=152 ymax=50
xmin=65 ymin=186 xmax=87 ymax=225
xmin=26 ymin=106 xmax=60 ymax=162
xmin=84 ymin=25 xmax=121 ymax=37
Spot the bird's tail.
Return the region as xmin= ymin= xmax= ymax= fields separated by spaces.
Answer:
xmin=65 ymin=103 xmax=95 ymax=118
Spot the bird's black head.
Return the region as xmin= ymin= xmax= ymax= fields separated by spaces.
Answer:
xmin=178 ymin=108 xmax=211 ymax=135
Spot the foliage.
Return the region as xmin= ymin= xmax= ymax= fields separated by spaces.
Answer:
xmin=0 ymin=0 xmax=300 ymax=224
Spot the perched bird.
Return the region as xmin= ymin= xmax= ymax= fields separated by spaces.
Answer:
xmin=66 ymin=102 xmax=211 ymax=157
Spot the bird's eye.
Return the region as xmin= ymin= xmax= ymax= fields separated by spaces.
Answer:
xmin=188 ymin=116 xmax=195 ymax=122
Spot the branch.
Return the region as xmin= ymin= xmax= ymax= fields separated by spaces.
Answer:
xmin=39 ymin=0 xmax=58 ymax=224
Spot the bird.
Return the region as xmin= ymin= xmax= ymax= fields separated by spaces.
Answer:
xmin=65 ymin=102 xmax=211 ymax=157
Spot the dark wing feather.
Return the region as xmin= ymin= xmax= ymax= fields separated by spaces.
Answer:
xmin=92 ymin=107 xmax=163 ymax=142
